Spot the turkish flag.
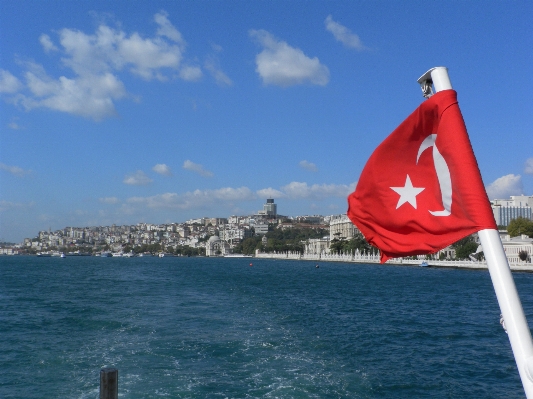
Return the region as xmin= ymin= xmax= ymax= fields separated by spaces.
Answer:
xmin=347 ymin=90 xmax=496 ymax=263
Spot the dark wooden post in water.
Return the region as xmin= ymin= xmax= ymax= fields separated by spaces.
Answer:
xmin=100 ymin=368 xmax=118 ymax=399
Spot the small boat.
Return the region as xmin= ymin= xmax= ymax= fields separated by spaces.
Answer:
xmin=37 ymin=252 xmax=52 ymax=257
xmin=100 ymin=252 xmax=112 ymax=257
xmin=66 ymin=251 xmax=91 ymax=256
xmin=420 ymin=261 xmax=429 ymax=267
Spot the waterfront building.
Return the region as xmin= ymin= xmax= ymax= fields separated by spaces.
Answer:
xmin=435 ymin=245 xmax=456 ymax=260
xmin=205 ymin=235 xmax=230 ymax=256
xmin=491 ymin=195 xmax=533 ymax=226
xmin=304 ymin=238 xmax=331 ymax=255
xmin=500 ymin=234 xmax=533 ymax=263
xmin=329 ymin=214 xmax=359 ymax=241
xmin=492 ymin=205 xmax=532 ymax=226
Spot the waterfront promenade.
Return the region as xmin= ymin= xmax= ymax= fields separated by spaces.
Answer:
xmin=255 ymin=251 xmax=533 ymax=272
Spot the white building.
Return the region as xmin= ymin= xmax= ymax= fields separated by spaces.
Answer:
xmin=218 ymin=225 xmax=252 ymax=245
xmin=500 ymin=234 xmax=533 ymax=263
xmin=186 ymin=218 xmax=206 ymax=225
xmin=205 ymin=236 xmax=230 ymax=256
xmin=254 ymin=224 xmax=269 ymax=235
xmin=491 ymin=195 xmax=533 ymax=226
xmin=329 ymin=214 xmax=359 ymax=241
xmin=257 ymin=199 xmax=277 ymax=218
xmin=304 ymin=238 xmax=330 ymax=255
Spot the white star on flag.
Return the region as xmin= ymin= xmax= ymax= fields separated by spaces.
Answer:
xmin=390 ymin=175 xmax=425 ymax=209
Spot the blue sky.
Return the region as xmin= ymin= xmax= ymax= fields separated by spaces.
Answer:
xmin=1 ymin=1 xmax=532 ymax=243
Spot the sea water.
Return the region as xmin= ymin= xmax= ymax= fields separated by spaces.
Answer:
xmin=1 ymin=256 xmax=532 ymax=398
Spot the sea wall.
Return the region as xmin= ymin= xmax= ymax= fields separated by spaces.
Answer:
xmin=254 ymin=251 xmax=533 ymax=272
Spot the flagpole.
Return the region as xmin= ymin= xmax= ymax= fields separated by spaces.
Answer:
xmin=418 ymin=67 xmax=533 ymax=398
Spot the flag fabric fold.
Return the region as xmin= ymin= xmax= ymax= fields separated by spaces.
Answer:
xmin=347 ymin=90 xmax=496 ymax=263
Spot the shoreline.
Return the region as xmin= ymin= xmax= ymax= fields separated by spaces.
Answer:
xmin=254 ymin=251 xmax=533 ymax=273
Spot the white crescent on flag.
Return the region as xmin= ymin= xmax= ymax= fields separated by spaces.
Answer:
xmin=416 ymin=134 xmax=452 ymax=217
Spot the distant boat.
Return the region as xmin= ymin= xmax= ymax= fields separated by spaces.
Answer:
xmin=420 ymin=261 xmax=429 ymax=267
xmin=51 ymin=251 xmax=65 ymax=258
xmin=158 ymin=253 xmax=165 ymax=258
xmin=100 ymin=252 xmax=112 ymax=257
xmin=112 ymin=252 xmax=123 ymax=257
xmin=36 ymin=252 xmax=52 ymax=257
xmin=66 ymin=251 xmax=91 ymax=256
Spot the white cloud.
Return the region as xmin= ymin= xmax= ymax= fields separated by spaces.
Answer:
xmin=99 ymin=197 xmax=120 ymax=204
xmin=213 ymin=186 xmax=255 ymax=201
xmin=525 ymin=158 xmax=533 ymax=175
xmin=205 ymin=60 xmax=232 ymax=87
xmin=256 ymin=187 xmax=285 ymax=199
xmin=299 ymin=160 xmax=318 ymax=172
xmin=0 ymin=200 xmax=35 ymax=212
xmin=58 ymin=21 xmax=185 ymax=80
xmin=205 ymin=52 xmax=232 ymax=87
xmin=179 ymin=65 xmax=203 ymax=81
xmin=0 ymin=70 xmax=22 ymax=93
xmin=211 ymin=43 xmax=223 ymax=53
xmin=39 ymin=34 xmax=59 ymax=53
xmin=123 ymin=170 xmax=153 ymax=185
xmin=118 ymin=180 xmax=356 ymax=217
xmin=8 ymin=122 xmax=21 ymax=130
xmin=152 ymin=163 xmax=172 ymax=176
xmin=0 ymin=163 xmax=31 ymax=177
xmin=281 ymin=181 xmax=353 ymax=199
xmin=325 ymin=15 xmax=367 ymax=50
xmin=127 ymin=186 xmax=255 ymax=210
xmin=249 ymin=29 xmax=329 ymax=87
xmin=22 ymin=64 xmax=127 ymax=120
xmin=486 ymin=174 xmax=523 ymax=199
xmin=183 ymin=160 xmax=213 ymax=177
xmin=1 ymin=12 xmax=202 ymax=120
xmin=154 ymin=11 xmax=185 ymax=44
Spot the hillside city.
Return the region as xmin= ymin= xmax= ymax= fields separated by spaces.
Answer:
xmin=1 ymin=196 xmax=533 ymax=263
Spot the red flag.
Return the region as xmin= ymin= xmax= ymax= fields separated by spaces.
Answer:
xmin=347 ymin=90 xmax=496 ymax=263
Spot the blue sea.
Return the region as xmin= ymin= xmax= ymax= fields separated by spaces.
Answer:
xmin=1 ymin=256 xmax=532 ymax=398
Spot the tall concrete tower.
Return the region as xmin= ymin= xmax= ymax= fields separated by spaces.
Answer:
xmin=263 ymin=198 xmax=277 ymax=217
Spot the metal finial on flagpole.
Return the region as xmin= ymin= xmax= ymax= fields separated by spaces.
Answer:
xmin=417 ymin=67 xmax=452 ymax=98
xmin=421 ymin=67 xmax=533 ymax=398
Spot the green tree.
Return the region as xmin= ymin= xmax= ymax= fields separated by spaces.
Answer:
xmin=329 ymin=232 xmax=374 ymax=254
xmin=329 ymin=238 xmax=345 ymax=254
xmin=345 ymin=232 xmax=374 ymax=254
xmin=507 ymin=217 xmax=533 ymax=238
xmin=234 ymin=237 xmax=262 ymax=255
xmin=452 ymin=235 xmax=479 ymax=260
xmin=519 ymin=250 xmax=531 ymax=262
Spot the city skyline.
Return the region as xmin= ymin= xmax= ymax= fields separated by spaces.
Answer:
xmin=1 ymin=1 xmax=532 ymax=243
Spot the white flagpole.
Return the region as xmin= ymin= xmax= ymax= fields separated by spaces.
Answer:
xmin=418 ymin=67 xmax=533 ymax=398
